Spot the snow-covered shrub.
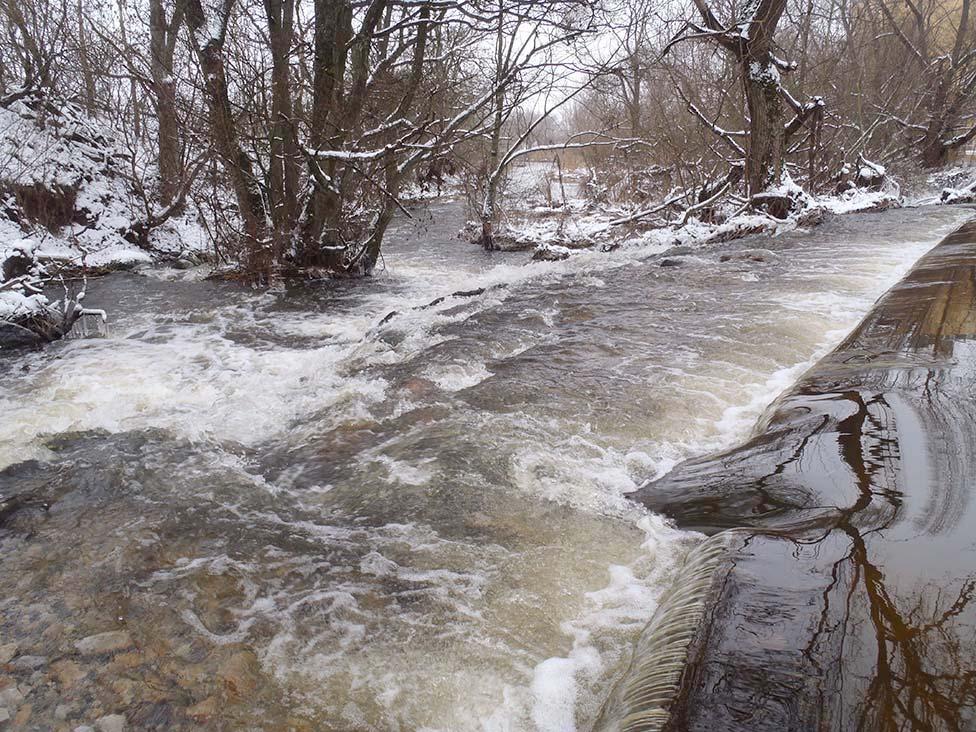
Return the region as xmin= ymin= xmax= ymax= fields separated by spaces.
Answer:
xmin=828 ymin=157 xmax=902 ymax=213
xmin=938 ymin=166 xmax=976 ymax=204
xmin=0 ymin=237 xmax=89 ymax=348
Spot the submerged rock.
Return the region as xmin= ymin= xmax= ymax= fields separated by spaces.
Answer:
xmin=95 ymin=713 xmax=126 ymax=732
xmin=0 ymin=643 xmax=17 ymax=664
xmin=50 ymin=659 xmax=87 ymax=688
xmin=217 ymin=650 xmax=260 ymax=700
xmin=187 ymin=696 xmax=219 ymax=720
xmin=74 ymin=631 xmax=133 ymax=656
xmin=10 ymin=655 xmax=46 ymax=671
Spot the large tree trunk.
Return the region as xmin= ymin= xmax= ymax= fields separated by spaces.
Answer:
xmin=689 ymin=0 xmax=791 ymax=200
xmin=920 ymin=126 xmax=951 ymax=168
xmin=743 ymin=57 xmax=785 ymax=195
xmin=155 ymin=79 xmax=181 ymax=202
xmin=264 ymin=0 xmax=299 ymax=255
xmin=300 ymin=0 xmax=352 ymax=270
xmin=149 ymin=0 xmax=184 ymax=205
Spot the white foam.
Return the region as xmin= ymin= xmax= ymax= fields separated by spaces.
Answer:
xmin=422 ymin=361 xmax=493 ymax=391
xmin=0 ymin=214 xmax=682 ymax=471
xmin=524 ymin=514 xmax=694 ymax=732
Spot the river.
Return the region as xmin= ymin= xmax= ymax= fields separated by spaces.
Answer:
xmin=0 ymin=202 xmax=969 ymax=731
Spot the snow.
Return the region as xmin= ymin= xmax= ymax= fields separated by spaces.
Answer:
xmin=933 ymin=165 xmax=976 ymax=204
xmin=859 ymin=161 xmax=886 ymax=180
xmin=821 ymin=187 xmax=899 ymax=214
xmin=0 ymin=92 xmax=209 ymax=341
xmin=0 ymin=290 xmax=48 ymax=320
xmin=0 ymin=92 xmax=208 ymax=276
xmin=764 ymin=171 xmax=815 ymax=207
xmin=483 ymin=163 xmax=908 ymax=264
xmin=748 ymin=61 xmax=781 ymax=85
xmin=0 ymin=232 xmax=49 ymax=323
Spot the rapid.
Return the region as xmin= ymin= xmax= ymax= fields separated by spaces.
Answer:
xmin=0 ymin=201 xmax=969 ymax=731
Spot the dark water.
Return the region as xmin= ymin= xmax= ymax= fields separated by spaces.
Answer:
xmin=0 ymin=203 xmax=969 ymax=731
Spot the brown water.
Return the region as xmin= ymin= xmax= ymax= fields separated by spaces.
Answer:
xmin=0 ymin=202 xmax=969 ymax=731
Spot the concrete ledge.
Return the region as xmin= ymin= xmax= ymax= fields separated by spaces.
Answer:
xmin=618 ymin=217 xmax=976 ymax=731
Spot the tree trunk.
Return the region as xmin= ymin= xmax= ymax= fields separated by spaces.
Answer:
xmin=300 ymin=0 xmax=352 ymax=269
xmin=626 ymin=53 xmax=642 ymax=139
xmin=920 ymin=126 xmax=951 ymax=168
xmin=77 ymin=0 xmax=97 ymax=112
xmin=743 ymin=58 xmax=785 ymax=195
xmin=264 ymin=0 xmax=300 ymax=259
xmin=149 ymin=0 xmax=183 ymax=205
xmin=115 ymin=0 xmax=141 ymax=137
xmin=3 ymin=0 xmax=48 ymax=85
xmin=186 ymin=0 xmax=270 ymax=279
xmin=480 ymin=0 xmax=506 ymax=251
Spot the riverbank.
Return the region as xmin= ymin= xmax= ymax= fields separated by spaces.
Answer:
xmin=615 ymin=214 xmax=976 ymax=730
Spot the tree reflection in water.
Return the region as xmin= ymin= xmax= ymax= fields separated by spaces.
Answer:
xmin=796 ymin=384 xmax=976 ymax=731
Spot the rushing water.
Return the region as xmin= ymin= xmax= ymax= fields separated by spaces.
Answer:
xmin=0 ymin=202 xmax=970 ymax=731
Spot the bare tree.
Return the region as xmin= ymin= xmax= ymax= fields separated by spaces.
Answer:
xmin=672 ymin=0 xmax=822 ymax=200
xmin=149 ymin=0 xmax=186 ymax=204
xmin=471 ymin=0 xmax=596 ymax=249
xmin=877 ymin=0 xmax=976 ymax=167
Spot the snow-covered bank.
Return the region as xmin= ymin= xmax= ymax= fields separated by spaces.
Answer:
xmin=0 ymin=92 xmax=205 ymax=266
xmin=484 ymin=162 xmax=905 ymax=262
xmin=0 ymin=91 xmax=207 ymax=345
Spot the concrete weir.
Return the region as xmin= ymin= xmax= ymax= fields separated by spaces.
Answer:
xmin=601 ymin=216 xmax=976 ymax=731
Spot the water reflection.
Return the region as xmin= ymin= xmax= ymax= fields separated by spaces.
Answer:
xmin=803 ymin=382 xmax=976 ymax=731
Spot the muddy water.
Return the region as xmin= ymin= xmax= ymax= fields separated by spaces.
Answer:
xmin=0 ymin=203 xmax=969 ymax=731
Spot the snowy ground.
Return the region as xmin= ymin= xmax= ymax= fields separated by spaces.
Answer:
xmin=485 ymin=161 xmax=910 ymax=262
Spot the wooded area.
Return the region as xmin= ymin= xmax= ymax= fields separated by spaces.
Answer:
xmin=3 ymin=0 xmax=976 ymax=281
